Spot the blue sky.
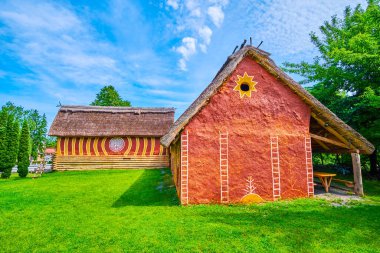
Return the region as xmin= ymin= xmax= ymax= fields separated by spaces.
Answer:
xmin=0 ymin=0 xmax=366 ymax=126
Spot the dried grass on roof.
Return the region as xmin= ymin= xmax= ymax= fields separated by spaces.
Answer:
xmin=49 ymin=106 xmax=175 ymax=137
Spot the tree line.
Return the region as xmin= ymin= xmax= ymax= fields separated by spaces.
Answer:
xmin=0 ymin=102 xmax=48 ymax=178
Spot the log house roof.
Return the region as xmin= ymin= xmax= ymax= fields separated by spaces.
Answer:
xmin=49 ymin=106 xmax=175 ymax=137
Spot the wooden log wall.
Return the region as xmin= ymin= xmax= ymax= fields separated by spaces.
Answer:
xmin=55 ymin=137 xmax=169 ymax=170
xmin=170 ymin=138 xmax=181 ymax=197
xmin=54 ymin=155 xmax=169 ymax=170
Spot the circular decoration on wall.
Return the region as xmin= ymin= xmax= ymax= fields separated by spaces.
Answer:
xmin=109 ymin=137 xmax=125 ymax=152
xmin=233 ymin=72 xmax=258 ymax=98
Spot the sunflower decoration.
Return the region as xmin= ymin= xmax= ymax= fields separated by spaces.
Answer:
xmin=233 ymin=72 xmax=258 ymax=98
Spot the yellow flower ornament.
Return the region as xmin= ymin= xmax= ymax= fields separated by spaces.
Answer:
xmin=233 ymin=72 xmax=258 ymax=98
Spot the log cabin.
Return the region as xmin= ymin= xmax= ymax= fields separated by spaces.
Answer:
xmin=49 ymin=106 xmax=174 ymax=170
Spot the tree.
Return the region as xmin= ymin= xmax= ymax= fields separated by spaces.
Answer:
xmin=283 ymin=0 xmax=380 ymax=176
xmin=27 ymin=110 xmax=47 ymax=160
xmin=1 ymin=103 xmax=48 ymax=161
xmin=17 ymin=120 xmax=30 ymax=178
xmin=91 ymin=85 xmax=131 ymax=106
xmin=1 ymin=115 xmax=19 ymax=178
xmin=1 ymin=102 xmax=24 ymax=120
xmin=29 ymin=113 xmax=47 ymax=160
xmin=46 ymin=136 xmax=57 ymax=148
xmin=0 ymin=111 xmax=8 ymax=172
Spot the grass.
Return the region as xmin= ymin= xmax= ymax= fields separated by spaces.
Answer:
xmin=1 ymin=169 xmax=380 ymax=252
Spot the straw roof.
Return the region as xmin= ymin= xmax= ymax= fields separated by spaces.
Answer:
xmin=49 ymin=106 xmax=175 ymax=137
xmin=160 ymin=46 xmax=375 ymax=155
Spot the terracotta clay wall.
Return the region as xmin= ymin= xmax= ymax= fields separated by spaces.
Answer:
xmin=181 ymin=56 xmax=312 ymax=204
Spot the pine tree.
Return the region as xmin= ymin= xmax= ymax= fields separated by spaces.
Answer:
xmin=1 ymin=115 xmax=19 ymax=178
xmin=0 ymin=111 xmax=8 ymax=172
xmin=17 ymin=120 xmax=30 ymax=178
xmin=1 ymin=102 xmax=48 ymax=162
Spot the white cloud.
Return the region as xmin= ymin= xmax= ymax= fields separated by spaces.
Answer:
xmin=0 ymin=0 xmax=191 ymax=111
xmin=177 ymin=59 xmax=185 ymax=71
xmin=191 ymin=8 xmax=202 ymax=17
xmin=185 ymin=0 xmax=198 ymax=11
xmin=0 ymin=2 xmax=122 ymax=88
xmin=175 ymin=37 xmax=197 ymax=70
xmin=0 ymin=3 xmax=82 ymax=33
xmin=208 ymin=0 xmax=229 ymax=6
xmin=230 ymin=0 xmax=366 ymax=58
xmin=199 ymin=26 xmax=212 ymax=45
xmin=198 ymin=26 xmax=213 ymax=52
xmin=207 ymin=5 xmax=224 ymax=27
xmin=176 ymin=37 xmax=197 ymax=60
xmin=166 ymin=0 xmax=179 ymax=10
xmin=185 ymin=0 xmax=202 ymax=17
xmin=169 ymin=0 xmax=229 ymax=69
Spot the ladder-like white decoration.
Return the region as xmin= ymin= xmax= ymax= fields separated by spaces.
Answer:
xmin=270 ymin=136 xmax=281 ymax=200
xmin=220 ymin=132 xmax=229 ymax=203
xmin=180 ymin=131 xmax=189 ymax=205
xmin=305 ymin=136 xmax=314 ymax=197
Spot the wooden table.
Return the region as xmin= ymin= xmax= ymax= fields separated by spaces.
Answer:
xmin=313 ymin=172 xmax=336 ymax=193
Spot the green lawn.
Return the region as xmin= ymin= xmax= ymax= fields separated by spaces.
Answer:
xmin=1 ymin=169 xmax=379 ymax=252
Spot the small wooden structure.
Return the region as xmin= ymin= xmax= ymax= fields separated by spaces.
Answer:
xmin=49 ymin=106 xmax=174 ymax=170
xmin=161 ymin=46 xmax=375 ymax=205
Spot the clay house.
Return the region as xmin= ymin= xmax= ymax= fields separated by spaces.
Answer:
xmin=160 ymin=46 xmax=375 ymax=205
xmin=49 ymin=106 xmax=174 ymax=170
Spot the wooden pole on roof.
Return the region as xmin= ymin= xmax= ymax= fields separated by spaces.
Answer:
xmin=240 ymin=39 xmax=247 ymax=49
xmin=351 ymin=150 xmax=364 ymax=196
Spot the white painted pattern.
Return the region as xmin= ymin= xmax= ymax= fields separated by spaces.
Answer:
xmin=109 ymin=137 xmax=125 ymax=152
xmin=270 ymin=136 xmax=281 ymax=200
xmin=180 ymin=131 xmax=189 ymax=205
xmin=305 ymin=136 xmax=314 ymax=197
xmin=219 ymin=132 xmax=229 ymax=203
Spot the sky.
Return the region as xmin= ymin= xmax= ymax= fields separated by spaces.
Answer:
xmin=0 ymin=0 xmax=366 ymax=126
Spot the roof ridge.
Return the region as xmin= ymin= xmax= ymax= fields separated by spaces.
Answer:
xmin=59 ymin=105 xmax=175 ymax=113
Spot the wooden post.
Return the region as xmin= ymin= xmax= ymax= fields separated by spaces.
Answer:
xmin=351 ymin=151 xmax=364 ymax=196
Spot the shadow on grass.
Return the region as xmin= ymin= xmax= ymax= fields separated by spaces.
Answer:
xmin=112 ymin=169 xmax=179 ymax=207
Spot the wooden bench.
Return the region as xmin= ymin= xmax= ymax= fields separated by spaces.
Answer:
xmin=332 ymin=178 xmax=354 ymax=188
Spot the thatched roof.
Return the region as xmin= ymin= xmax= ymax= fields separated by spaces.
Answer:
xmin=160 ymin=46 xmax=375 ymax=155
xmin=49 ymin=106 xmax=175 ymax=137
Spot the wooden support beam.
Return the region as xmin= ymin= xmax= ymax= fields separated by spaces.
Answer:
xmin=314 ymin=139 xmax=330 ymax=151
xmin=311 ymin=113 xmax=353 ymax=148
xmin=351 ymin=151 xmax=364 ymax=196
xmin=310 ymin=134 xmax=349 ymax=149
